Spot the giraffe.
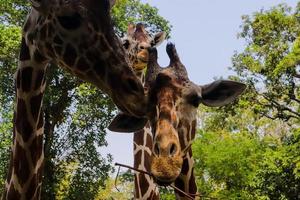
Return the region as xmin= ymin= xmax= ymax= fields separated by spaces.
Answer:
xmin=109 ymin=43 xmax=246 ymax=199
xmin=122 ymin=23 xmax=165 ymax=199
xmin=122 ymin=23 xmax=165 ymax=81
xmin=2 ymin=0 xmax=148 ymax=199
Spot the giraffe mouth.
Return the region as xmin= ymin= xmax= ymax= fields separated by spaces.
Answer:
xmin=155 ymin=177 xmax=176 ymax=186
xmin=137 ymin=50 xmax=149 ymax=63
xmin=150 ymin=156 xmax=182 ymax=186
xmin=137 ymin=56 xmax=148 ymax=63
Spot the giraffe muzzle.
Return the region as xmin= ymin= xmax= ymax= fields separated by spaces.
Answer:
xmin=150 ymin=156 xmax=182 ymax=185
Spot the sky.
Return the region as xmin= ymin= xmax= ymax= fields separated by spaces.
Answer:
xmin=101 ymin=0 xmax=299 ymax=170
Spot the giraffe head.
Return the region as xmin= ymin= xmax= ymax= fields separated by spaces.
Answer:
xmin=122 ymin=23 xmax=165 ymax=78
xmin=109 ymin=43 xmax=246 ymax=185
xmin=28 ymin=0 xmax=148 ymax=117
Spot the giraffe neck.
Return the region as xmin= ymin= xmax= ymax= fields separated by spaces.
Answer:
xmin=25 ymin=9 xmax=127 ymax=96
xmin=174 ymin=120 xmax=198 ymax=199
xmin=21 ymin=8 xmax=147 ymax=118
xmin=132 ymin=57 xmax=158 ymax=199
xmin=2 ymin=37 xmax=46 ymax=200
xmin=133 ymin=124 xmax=159 ymax=200
xmin=174 ymin=150 xmax=197 ymax=200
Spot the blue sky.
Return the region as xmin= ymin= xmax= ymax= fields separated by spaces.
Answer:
xmin=102 ymin=0 xmax=299 ymax=169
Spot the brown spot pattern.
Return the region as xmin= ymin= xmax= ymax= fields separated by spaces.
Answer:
xmin=30 ymin=93 xmax=43 ymax=121
xmin=181 ymin=157 xmax=189 ymax=175
xmin=178 ymin=121 xmax=185 ymax=149
xmin=63 ymin=44 xmax=77 ymax=66
xmin=134 ymin=150 xmax=142 ymax=167
xmin=34 ymin=70 xmax=45 ymax=90
xmin=14 ymin=142 xmax=30 ymax=186
xmin=108 ymin=53 xmax=120 ymax=66
xmin=21 ymin=67 xmax=33 ymax=92
xmin=33 ymin=49 xmax=47 ymax=63
xmin=30 ymin=135 xmax=43 ymax=167
xmin=26 ymin=175 xmax=37 ymax=199
xmin=134 ymin=174 xmax=140 ymax=198
xmin=189 ymin=171 xmax=197 ymax=194
xmin=93 ymin=59 xmax=107 ymax=77
xmin=16 ymin=98 xmax=33 ymax=142
xmin=159 ymin=110 xmax=171 ymax=121
xmin=139 ymin=173 xmax=149 ymax=195
xmin=134 ymin=131 xmax=144 ymax=145
xmin=99 ymin=36 xmax=109 ymax=52
xmin=144 ymin=151 xmax=151 ymax=170
xmin=85 ymin=49 xmax=98 ymax=63
xmin=76 ymin=57 xmax=90 ymax=71
xmin=146 ymin=133 xmax=152 ymax=148
xmin=54 ymin=45 xmax=62 ymax=56
xmin=47 ymin=23 xmax=54 ymax=38
xmin=45 ymin=42 xmax=54 ymax=57
xmin=39 ymin=25 xmax=47 ymax=40
xmin=19 ymin=38 xmax=31 ymax=61
xmin=7 ymin=184 xmax=21 ymax=200
xmin=175 ymin=178 xmax=185 ymax=197
xmin=53 ymin=35 xmax=63 ymax=45
xmin=40 ymin=25 xmax=48 ymax=40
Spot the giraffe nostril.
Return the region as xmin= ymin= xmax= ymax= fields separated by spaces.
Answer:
xmin=169 ymin=143 xmax=177 ymax=156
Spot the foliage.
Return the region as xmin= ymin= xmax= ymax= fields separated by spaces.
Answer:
xmin=95 ymin=170 xmax=134 ymax=200
xmin=0 ymin=0 xmax=171 ymax=199
xmin=0 ymin=108 xmax=13 ymax=195
xmin=193 ymin=3 xmax=300 ymax=199
xmin=251 ymin=129 xmax=300 ymax=200
xmin=232 ymin=3 xmax=300 ymax=123
xmin=159 ymin=187 xmax=175 ymax=200
xmin=112 ymin=0 xmax=171 ymax=37
xmin=0 ymin=0 xmax=29 ymax=26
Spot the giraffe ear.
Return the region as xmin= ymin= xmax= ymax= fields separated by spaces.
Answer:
xmin=200 ymin=80 xmax=246 ymax=107
xmin=127 ymin=23 xmax=136 ymax=36
xmin=109 ymin=0 xmax=116 ymax=9
xmin=151 ymin=32 xmax=166 ymax=47
xmin=30 ymin=0 xmax=47 ymax=12
xmin=108 ymin=113 xmax=148 ymax=133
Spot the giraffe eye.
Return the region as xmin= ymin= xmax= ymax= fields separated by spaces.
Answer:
xmin=186 ymin=93 xmax=202 ymax=107
xmin=123 ymin=39 xmax=130 ymax=49
xmin=57 ymin=12 xmax=82 ymax=30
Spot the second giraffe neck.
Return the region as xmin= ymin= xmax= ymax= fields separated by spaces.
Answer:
xmin=175 ymin=150 xmax=197 ymax=200
xmin=133 ymin=124 xmax=159 ymax=200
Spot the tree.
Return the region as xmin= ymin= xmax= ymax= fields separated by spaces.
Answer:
xmin=193 ymin=3 xmax=300 ymax=199
xmin=0 ymin=0 xmax=171 ymax=198
xmin=232 ymin=3 xmax=300 ymax=123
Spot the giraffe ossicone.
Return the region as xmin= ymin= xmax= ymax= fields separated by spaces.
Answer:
xmin=109 ymin=43 xmax=246 ymax=197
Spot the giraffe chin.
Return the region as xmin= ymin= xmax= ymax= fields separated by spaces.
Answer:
xmin=151 ymin=156 xmax=182 ymax=186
